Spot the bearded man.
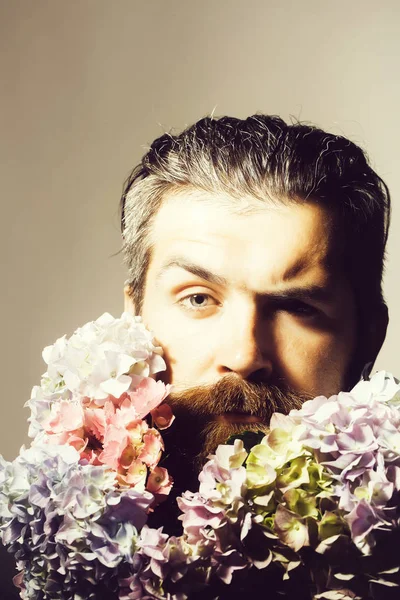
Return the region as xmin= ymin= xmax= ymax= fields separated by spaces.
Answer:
xmin=120 ymin=114 xmax=390 ymax=535
xmin=0 ymin=115 xmax=391 ymax=599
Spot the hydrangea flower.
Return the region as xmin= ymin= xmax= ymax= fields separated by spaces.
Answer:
xmin=0 ymin=313 xmax=178 ymax=599
xmin=0 ymin=445 xmax=153 ymax=599
xmin=24 ymin=313 xmax=174 ymax=497
xmin=176 ymin=372 xmax=400 ymax=597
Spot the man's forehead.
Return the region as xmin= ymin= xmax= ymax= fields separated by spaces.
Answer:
xmin=148 ymin=190 xmax=336 ymax=292
xmin=149 ymin=189 xmax=331 ymax=244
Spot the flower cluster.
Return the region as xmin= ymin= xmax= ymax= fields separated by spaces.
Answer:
xmin=27 ymin=312 xmax=174 ymax=496
xmin=0 ymin=445 xmax=154 ymax=599
xmin=289 ymin=371 xmax=400 ymax=555
xmin=0 ymin=313 xmax=179 ymax=599
xmin=178 ymin=372 xmax=400 ymax=598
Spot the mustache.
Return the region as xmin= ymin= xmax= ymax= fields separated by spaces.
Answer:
xmin=165 ymin=375 xmax=310 ymax=423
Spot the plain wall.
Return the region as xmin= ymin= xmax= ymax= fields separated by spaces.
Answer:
xmin=1 ymin=0 xmax=399 ymax=459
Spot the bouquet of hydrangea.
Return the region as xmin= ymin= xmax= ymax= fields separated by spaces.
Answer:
xmin=2 ymin=313 xmax=400 ymax=600
xmin=177 ymin=371 xmax=400 ymax=599
xmin=0 ymin=313 xmax=181 ymax=599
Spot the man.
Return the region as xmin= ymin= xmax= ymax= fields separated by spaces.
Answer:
xmin=121 ymin=115 xmax=390 ymax=502
xmin=0 ymin=115 xmax=391 ymax=599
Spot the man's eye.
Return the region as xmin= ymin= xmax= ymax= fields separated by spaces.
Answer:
xmin=282 ymin=300 xmax=319 ymax=317
xmin=179 ymin=293 xmax=217 ymax=310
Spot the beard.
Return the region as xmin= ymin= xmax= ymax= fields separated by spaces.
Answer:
xmin=162 ymin=374 xmax=311 ymax=476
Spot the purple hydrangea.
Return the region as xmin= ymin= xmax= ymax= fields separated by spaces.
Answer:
xmin=0 ymin=444 xmax=158 ymax=599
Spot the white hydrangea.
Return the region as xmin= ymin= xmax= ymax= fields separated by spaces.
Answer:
xmin=25 ymin=312 xmax=166 ymax=439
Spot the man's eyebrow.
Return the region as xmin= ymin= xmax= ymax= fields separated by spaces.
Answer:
xmin=156 ymin=258 xmax=228 ymax=287
xmin=264 ymin=284 xmax=335 ymax=304
xmin=157 ymin=257 xmax=335 ymax=303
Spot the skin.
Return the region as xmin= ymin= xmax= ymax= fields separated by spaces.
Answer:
xmin=124 ymin=190 xmax=358 ymax=407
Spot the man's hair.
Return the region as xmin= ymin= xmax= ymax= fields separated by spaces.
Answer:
xmin=120 ymin=114 xmax=390 ymax=337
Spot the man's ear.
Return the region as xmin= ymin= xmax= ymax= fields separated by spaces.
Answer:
xmin=124 ymin=284 xmax=136 ymax=315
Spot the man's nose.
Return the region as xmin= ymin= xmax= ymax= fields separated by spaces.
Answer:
xmin=215 ymin=308 xmax=273 ymax=380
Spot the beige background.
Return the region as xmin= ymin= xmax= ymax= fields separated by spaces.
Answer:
xmin=1 ymin=0 xmax=399 ymax=460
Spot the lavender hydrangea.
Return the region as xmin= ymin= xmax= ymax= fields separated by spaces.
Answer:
xmin=0 ymin=444 xmax=156 ymax=599
xmin=290 ymin=371 xmax=400 ymax=554
xmin=176 ymin=372 xmax=400 ymax=598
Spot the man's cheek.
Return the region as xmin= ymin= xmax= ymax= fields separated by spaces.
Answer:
xmin=273 ymin=335 xmax=331 ymax=394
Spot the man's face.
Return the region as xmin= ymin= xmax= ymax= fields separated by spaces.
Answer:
xmin=125 ymin=190 xmax=357 ymax=459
